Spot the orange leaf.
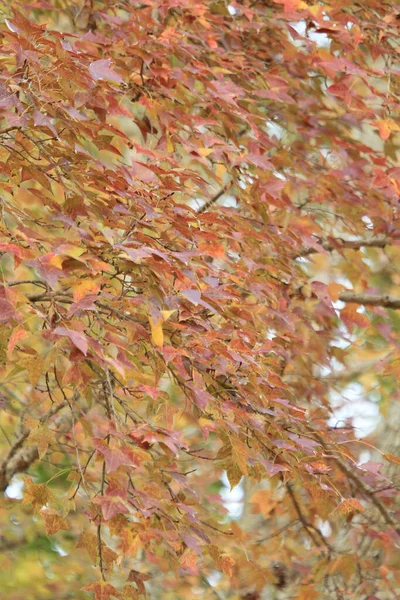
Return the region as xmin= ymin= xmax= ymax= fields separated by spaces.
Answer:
xmin=337 ymin=498 xmax=365 ymax=515
xmin=218 ymin=555 xmax=235 ymax=577
xmin=82 ymin=581 xmax=121 ymax=600
xmin=41 ymin=510 xmax=69 ymax=535
xmin=73 ymin=279 xmax=100 ymax=302
xmin=383 ymin=453 xmax=400 ymax=466
xmin=374 ymin=119 xmax=400 ymax=141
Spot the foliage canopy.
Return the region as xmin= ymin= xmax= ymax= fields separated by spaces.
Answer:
xmin=1 ymin=1 xmax=400 ymax=598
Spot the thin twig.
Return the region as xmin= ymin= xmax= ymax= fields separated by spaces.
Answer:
xmin=197 ymin=187 xmax=227 ymax=214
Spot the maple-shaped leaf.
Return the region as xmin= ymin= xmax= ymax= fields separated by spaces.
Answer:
xmin=93 ymin=439 xmax=139 ymax=473
xmin=24 ymin=355 xmax=46 ymax=387
xmin=26 ymin=420 xmax=54 ymax=459
xmin=27 ymin=253 xmax=65 ymax=288
xmin=373 ymin=118 xmax=400 ymax=141
xmin=22 ymin=480 xmax=55 ymax=513
xmin=103 ymin=545 xmax=118 ymax=569
xmin=217 ymin=555 xmax=235 ymax=577
xmin=77 ymin=530 xmax=98 ymax=563
xmin=179 ymin=548 xmax=199 ymax=574
xmin=82 ymin=581 xmax=121 ymax=600
xmin=41 ymin=509 xmax=69 ymax=535
xmin=93 ymin=494 xmax=129 ymax=520
xmin=337 ymin=498 xmax=365 ymax=515
xmin=127 ymin=570 xmax=151 ymax=596
xmin=120 ymin=586 xmax=140 ymax=600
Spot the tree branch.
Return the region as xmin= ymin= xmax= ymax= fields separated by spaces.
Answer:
xmin=295 ymin=234 xmax=390 ymax=258
xmin=0 ymin=402 xmax=69 ymax=492
xmin=339 ymin=292 xmax=400 ymax=310
xmin=197 ymin=187 xmax=227 ymax=214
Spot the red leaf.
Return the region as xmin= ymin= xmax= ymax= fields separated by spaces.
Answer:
xmin=0 ymin=298 xmax=19 ymax=323
xmin=53 ymin=326 xmax=88 ymax=355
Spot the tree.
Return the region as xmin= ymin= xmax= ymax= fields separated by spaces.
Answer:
xmin=0 ymin=0 xmax=400 ymax=598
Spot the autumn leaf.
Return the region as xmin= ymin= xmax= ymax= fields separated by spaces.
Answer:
xmin=82 ymin=582 xmax=121 ymax=600
xmin=53 ymin=326 xmax=89 ymax=355
xmin=337 ymin=498 xmax=365 ymax=515
xmin=41 ymin=509 xmax=69 ymax=535
xmin=226 ymin=463 xmax=242 ymax=490
xmin=373 ymin=119 xmax=400 ymax=141
xmin=73 ymin=279 xmax=100 ymax=302
xmin=77 ymin=531 xmax=98 ymax=563
xmin=148 ymin=315 xmax=164 ymax=348
xmin=231 ymin=438 xmax=249 ymax=476
xmin=89 ymin=59 xmax=124 ymax=83
xmin=1 ymin=3 xmax=400 ymax=599
xmin=0 ymin=298 xmax=19 ymax=323
xmin=383 ymin=453 xmax=400 ymax=466
xmin=25 ymin=419 xmax=54 ymax=459
xmin=250 ymin=490 xmax=277 ymax=518
xmin=127 ymin=570 xmax=151 ymax=596
xmin=218 ymin=555 xmax=236 ymax=577
xmin=22 ymin=480 xmax=55 ymax=513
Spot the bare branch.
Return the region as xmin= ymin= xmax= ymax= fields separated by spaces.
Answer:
xmin=339 ymin=292 xmax=400 ymax=310
xmin=295 ymin=234 xmax=390 ymax=258
xmin=197 ymin=187 xmax=227 ymax=214
xmin=0 ymin=402 xmax=69 ymax=492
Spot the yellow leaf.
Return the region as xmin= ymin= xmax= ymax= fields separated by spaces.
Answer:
xmin=77 ymin=530 xmax=98 ymax=563
xmin=51 ymin=180 xmax=65 ymax=204
xmin=25 ymin=355 xmax=45 ymax=386
xmin=197 ymin=147 xmax=213 ymax=157
xmin=226 ymin=463 xmax=242 ymax=489
xmin=48 ymin=254 xmax=64 ymax=269
xmin=26 ymin=420 xmax=54 ymax=459
xmin=22 ymin=480 xmax=55 ymax=513
xmin=166 ymin=133 xmax=174 ymax=153
xmin=215 ymin=163 xmax=226 ymax=181
xmin=148 ymin=315 xmax=163 ymax=347
xmin=73 ymin=279 xmax=100 ymax=302
xmin=231 ymin=438 xmax=248 ymax=476
xmin=160 ymin=309 xmax=176 ymax=321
